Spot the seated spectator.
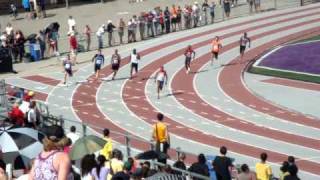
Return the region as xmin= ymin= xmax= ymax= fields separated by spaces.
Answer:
xmin=111 ymin=162 xmax=131 ymax=180
xmin=188 ymin=153 xmax=209 ymax=180
xmin=9 ymin=102 xmax=24 ymax=126
xmin=255 ymin=152 xmax=272 ymax=180
xmin=124 ymin=157 xmax=137 ymax=174
xmin=284 ymin=164 xmax=300 ymax=180
xmin=107 ymin=149 xmax=124 ymax=180
xmin=29 ymin=125 xmax=71 ymax=180
xmin=173 ymin=152 xmax=186 ymax=175
xmin=16 ymin=159 xmax=34 ymax=180
xmin=92 ymin=155 xmax=109 ymax=180
xmin=213 ymin=146 xmax=233 ymax=180
xmin=66 ymin=126 xmax=80 ymax=145
xmin=237 ymin=164 xmax=256 ymax=180
xmin=19 ymin=91 xmax=34 ymax=114
xmin=81 ymin=154 xmax=96 ymax=180
xmin=279 ymin=161 xmax=290 ymax=180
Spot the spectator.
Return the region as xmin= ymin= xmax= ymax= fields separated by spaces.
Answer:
xmin=16 ymin=159 xmax=34 ymax=180
xmin=146 ymin=11 xmax=154 ymax=37
xmin=108 ymin=149 xmax=124 ymax=179
xmin=37 ymin=30 xmax=46 ymax=59
xmin=202 ymin=0 xmax=209 ymax=25
xmin=188 ymin=153 xmax=210 ymax=180
xmin=92 ymin=155 xmax=109 ymax=180
xmin=192 ymin=2 xmax=200 ymax=27
xmin=66 ymin=126 xmax=80 ymax=145
xmin=209 ymin=1 xmax=216 ymax=23
xmin=5 ymin=23 xmax=13 ymax=37
xmin=248 ymin=0 xmax=254 ymax=13
xmin=133 ymin=15 xmax=138 ymax=41
xmin=22 ymin=0 xmax=31 ymax=19
xmin=173 ymin=152 xmax=186 ymax=175
xmin=47 ymin=29 xmax=59 ymax=57
xmin=152 ymin=113 xmax=170 ymax=163
xmin=100 ymin=128 xmax=113 ymax=160
xmin=0 ymin=159 xmax=7 ymax=180
xmin=176 ymin=6 xmax=182 ymax=30
xmin=223 ymin=0 xmax=231 ymax=18
xmin=232 ymin=0 xmax=238 ymax=7
xmin=255 ymin=152 xmax=272 ymax=180
xmin=279 ymin=161 xmax=290 ymax=180
xmin=9 ymin=102 xmax=24 ymax=126
xmin=145 ymin=165 xmax=179 ymax=180
xmin=96 ymin=24 xmax=105 ymax=49
xmin=254 ymin=0 xmax=261 ymax=12
xmin=67 ymin=16 xmax=76 ymax=33
xmin=84 ymin=25 xmax=91 ymax=51
xmin=111 ymin=161 xmax=131 ymax=180
xmin=26 ymin=101 xmax=37 ymax=129
xmin=10 ymin=4 xmax=18 ymax=20
xmin=159 ymin=9 xmax=165 ymax=34
xmin=118 ymin=18 xmax=125 ymax=44
xmin=284 ymin=165 xmax=300 ymax=180
xmin=213 ymin=146 xmax=233 ymax=180
xmin=171 ymin=5 xmax=177 ymax=32
xmin=38 ymin=0 xmax=46 ymax=18
xmin=164 ymin=6 xmax=171 ymax=33
xmin=127 ymin=19 xmax=135 ymax=43
xmin=81 ymin=154 xmax=96 ymax=180
xmin=152 ymin=8 xmax=159 ymax=35
xmin=68 ymin=31 xmax=78 ymax=63
xmin=30 ymin=125 xmax=71 ymax=179
xmin=63 ymin=138 xmax=72 ymax=154
xmin=106 ymin=20 xmax=116 ymax=47
xmin=237 ymin=164 xmax=256 ymax=180
xmin=288 ymin=156 xmax=295 ymax=166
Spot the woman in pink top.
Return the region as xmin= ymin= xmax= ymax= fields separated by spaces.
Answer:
xmin=30 ymin=125 xmax=71 ymax=180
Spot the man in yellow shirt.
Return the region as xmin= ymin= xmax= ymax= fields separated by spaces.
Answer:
xmin=256 ymin=152 xmax=273 ymax=180
xmin=152 ymin=113 xmax=170 ymax=163
xmin=100 ymin=128 xmax=113 ymax=160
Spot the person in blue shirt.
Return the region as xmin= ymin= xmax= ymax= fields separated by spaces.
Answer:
xmin=92 ymin=49 xmax=105 ymax=80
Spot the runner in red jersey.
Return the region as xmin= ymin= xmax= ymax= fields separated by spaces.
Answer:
xmin=184 ymin=45 xmax=196 ymax=74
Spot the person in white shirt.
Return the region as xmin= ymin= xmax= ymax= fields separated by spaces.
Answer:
xmin=5 ymin=23 xmax=13 ymax=36
xmin=66 ymin=126 xmax=80 ymax=145
xmin=154 ymin=66 xmax=168 ymax=99
xmin=96 ymin=24 xmax=105 ymax=49
xmin=27 ymin=101 xmax=37 ymax=129
xmin=67 ymin=16 xmax=76 ymax=32
xmin=129 ymin=48 xmax=141 ymax=79
xmin=192 ymin=2 xmax=200 ymax=27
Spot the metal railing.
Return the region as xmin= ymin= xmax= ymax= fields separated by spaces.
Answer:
xmin=20 ymin=0 xmax=318 ymax=60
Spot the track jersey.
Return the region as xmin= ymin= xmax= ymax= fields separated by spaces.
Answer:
xmin=111 ymin=54 xmax=120 ymax=64
xmin=131 ymin=53 xmax=139 ymax=64
xmin=212 ymin=40 xmax=221 ymax=52
xmin=94 ymin=54 xmax=104 ymax=65
xmin=240 ymin=36 xmax=250 ymax=47
xmin=64 ymin=60 xmax=72 ymax=70
xmin=185 ymin=49 xmax=194 ymax=58
xmin=157 ymin=71 xmax=166 ymax=82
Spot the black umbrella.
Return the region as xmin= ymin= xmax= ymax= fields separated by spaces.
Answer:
xmin=0 ymin=125 xmax=44 ymax=169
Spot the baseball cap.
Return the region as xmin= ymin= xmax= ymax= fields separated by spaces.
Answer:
xmin=44 ymin=125 xmax=65 ymax=142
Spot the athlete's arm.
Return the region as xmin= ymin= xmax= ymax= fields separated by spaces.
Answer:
xmin=165 ymin=72 xmax=168 ymax=85
xmin=248 ymin=38 xmax=251 ymax=48
xmin=92 ymin=54 xmax=96 ymax=63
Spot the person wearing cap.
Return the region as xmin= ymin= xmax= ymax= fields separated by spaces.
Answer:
xmin=96 ymin=24 xmax=105 ymax=49
xmin=30 ymin=125 xmax=71 ymax=180
xmin=106 ymin=20 xmax=116 ymax=47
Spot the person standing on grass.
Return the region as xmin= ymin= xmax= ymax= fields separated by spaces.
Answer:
xmin=152 ymin=113 xmax=170 ymax=164
xmin=92 ymin=49 xmax=105 ymax=80
xmin=256 ymin=152 xmax=273 ymax=180
xmin=154 ymin=66 xmax=168 ymax=99
xmin=211 ymin=36 xmax=222 ymax=64
xmin=184 ymin=45 xmax=196 ymax=74
xmin=239 ymin=32 xmax=251 ymax=60
xmin=111 ymin=49 xmax=121 ymax=80
xmin=62 ymin=55 xmax=73 ymax=85
xmin=84 ymin=25 xmax=91 ymax=51
xmin=130 ymin=48 xmax=141 ymax=79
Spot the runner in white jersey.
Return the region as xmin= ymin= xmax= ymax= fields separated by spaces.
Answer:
xmin=111 ymin=49 xmax=121 ymax=80
xmin=130 ymin=48 xmax=141 ymax=79
xmin=154 ymin=66 xmax=168 ymax=99
xmin=239 ymin=32 xmax=251 ymax=60
xmin=62 ymin=54 xmax=73 ymax=85
xmin=92 ymin=49 xmax=105 ymax=80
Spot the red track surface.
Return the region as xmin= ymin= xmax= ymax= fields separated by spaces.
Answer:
xmin=23 ymin=75 xmax=61 ymax=86
xmin=262 ymin=77 xmax=320 ymax=91
xmin=71 ymin=6 xmax=320 ymax=174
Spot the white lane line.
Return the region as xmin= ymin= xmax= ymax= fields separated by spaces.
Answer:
xmin=262 ymin=107 xmax=269 ymax=111
xmin=189 ymin=100 xmax=197 ymax=103
xmin=82 ymin=112 xmax=88 ymax=115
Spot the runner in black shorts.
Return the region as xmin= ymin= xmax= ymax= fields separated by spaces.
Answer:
xmin=92 ymin=49 xmax=105 ymax=80
xmin=111 ymin=49 xmax=121 ymax=80
xmin=63 ymin=55 xmax=73 ymax=85
xmin=239 ymin=32 xmax=251 ymax=60
xmin=130 ymin=49 xmax=141 ymax=79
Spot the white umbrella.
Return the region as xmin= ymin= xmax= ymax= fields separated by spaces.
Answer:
xmin=0 ymin=125 xmax=44 ymax=169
